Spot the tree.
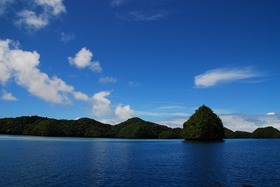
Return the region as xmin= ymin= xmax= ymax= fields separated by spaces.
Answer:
xmin=182 ymin=105 xmax=224 ymax=141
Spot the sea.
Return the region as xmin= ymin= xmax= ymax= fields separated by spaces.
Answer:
xmin=0 ymin=135 xmax=279 ymax=187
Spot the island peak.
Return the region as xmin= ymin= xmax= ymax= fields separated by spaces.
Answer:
xmin=182 ymin=105 xmax=224 ymax=141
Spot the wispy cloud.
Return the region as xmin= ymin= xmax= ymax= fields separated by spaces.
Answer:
xmin=128 ymin=81 xmax=140 ymax=88
xmin=116 ymin=10 xmax=167 ymax=22
xmin=195 ymin=67 xmax=261 ymax=88
xmin=99 ymin=77 xmax=117 ymax=84
xmin=0 ymin=0 xmax=14 ymax=16
xmin=110 ymin=0 xmax=126 ymax=7
xmin=60 ymin=32 xmax=75 ymax=43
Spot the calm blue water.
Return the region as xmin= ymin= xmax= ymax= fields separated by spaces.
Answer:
xmin=0 ymin=135 xmax=280 ymax=187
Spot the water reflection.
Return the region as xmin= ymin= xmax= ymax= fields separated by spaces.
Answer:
xmin=182 ymin=141 xmax=226 ymax=186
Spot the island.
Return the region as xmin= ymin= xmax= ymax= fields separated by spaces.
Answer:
xmin=0 ymin=108 xmax=280 ymax=139
xmin=182 ymin=105 xmax=225 ymax=141
xmin=0 ymin=116 xmax=182 ymax=139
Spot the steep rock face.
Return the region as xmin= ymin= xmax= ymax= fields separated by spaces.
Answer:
xmin=183 ymin=105 xmax=224 ymax=141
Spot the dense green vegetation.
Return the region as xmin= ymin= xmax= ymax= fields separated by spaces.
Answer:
xmin=0 ymin=116 xmax=182 ymax=139
xmin=252 ymin=126 xmax=280 ymax=138
xmin=224 ymin=127 xmax=280 ymax=138
xmin=182 ymin=105 xmax=225 ymax=141
xmin=0 ymin=115 xmax=279 ymax=139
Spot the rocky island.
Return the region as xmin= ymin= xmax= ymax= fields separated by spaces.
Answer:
xmin=182 ymin=105 xmax=225 ymax=141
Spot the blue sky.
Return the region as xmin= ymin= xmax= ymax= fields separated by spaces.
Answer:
xmin=1 ymin=0 xmax=280 ymax=131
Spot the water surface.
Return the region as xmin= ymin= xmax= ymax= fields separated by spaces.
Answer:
xmin=0 ymin=135 xmax=279 ymax=186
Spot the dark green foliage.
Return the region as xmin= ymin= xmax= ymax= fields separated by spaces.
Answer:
xmin=224 ymin=128 xmax=251 ymax=138
xmin=2 ymin=115 xmax=279 ymax=139
xmin=112 ymin=117 xmax=170 ymax=138
xmin=234 ymin=131 xmax=252 ymax=138
xmin=252 ymin=126 xmax=280 ymax=138
xmin=224 ymin=127 xmax=235 ymax=138
xmin=0 ymin=116 xmax=181 ymax=139
xmin=183 ymin=105 xmax=224 ymax=141
xmin=159 ymin=128 xmax=183 ymax=139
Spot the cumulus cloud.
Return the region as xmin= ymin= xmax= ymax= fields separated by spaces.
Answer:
xmin=16 ymin=10 xmax=49 ymax=30
xmin=90 ymin=91 xmax=135 ymax=122
xmin=15 ymin=0 xmax=66 ymax=30
xmin=115 ymin=104 xmax=134 ymax=120
xmin=1 ymin=38 xmax=134 ymax=122
xmin=195 ymin=67 xmax=260 ymax=88
xmin=68 ymin=48 xmax=102 ymax=73
xmin=99 ymin=77 xmax=117 ymax=84
xmin=92 ymin=91 xmax=112 ymax=117
xmin=1 ymin=90 xmax=17 ymax=101
xmin=73 ymin=91 xmax=89 ymax=102
xmin=0 ymin=39 xmax=80 ymax=104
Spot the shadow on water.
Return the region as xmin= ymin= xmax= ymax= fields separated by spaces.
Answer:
xmin=181 ymin=139 xmax=255 ymax=187
xmin=183 ymin=139 xmax=225 ymax=143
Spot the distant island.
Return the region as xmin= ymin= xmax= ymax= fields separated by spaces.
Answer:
xmin=0 ymin=114 xmax=280 ymax=139
xmin=0 ymin=116 xmax=182 ymax=139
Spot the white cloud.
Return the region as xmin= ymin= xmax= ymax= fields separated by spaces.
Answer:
xmin=16 ymin=10 xmax=49 ymax=30
xmin=15 ymin=0 xmax=66 ymax=30
xmin=157 ymin=118 xmax=187 ymax=128
xmin=73 ymin=91 xmax=89 ymax=102
xmin=90 ymin=91 xmax=135 ymax=122
xmin=267 ymin=112 xmax=276 ymax=116
xmin=68 ymin=48 xmax=92 ymax=68
xmin=68 ymin=48 xmax=102 ymax=73
xmin=115 ymin=104 xmax=134 ymax=120
xmin=92 ymin=91 xmax=112 ymax=117
xmin=1 ymin=90 xmax=17 ymax=101
xmin=220 ymin=113 xmax=280 ymax=132
xmin=195 ymin=67 xmax=260 ymax=88
xmin=99 ymin=77 xmax=117 ymax=84
xmin=1 ymin=38 xmax=136 ymax=123
xmin=0 ymin=62 xmax=10 ymax=85
xmin=0 ymin=39 xmax=80 ymax=104
xmin=90 ymin=61 xmax=103 ymax=73
xmin=35 ymin=0 xmax=66 ymax=16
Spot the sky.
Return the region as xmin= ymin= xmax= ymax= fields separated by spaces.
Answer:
xmin=1 ymin=0 xmax=280 ymax=132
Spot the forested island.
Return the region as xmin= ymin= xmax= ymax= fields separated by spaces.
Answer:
xmin=0 ymin=116 xmax=182 ymax=139
xmin=0 ymin=115 xmax=280 ymax=139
